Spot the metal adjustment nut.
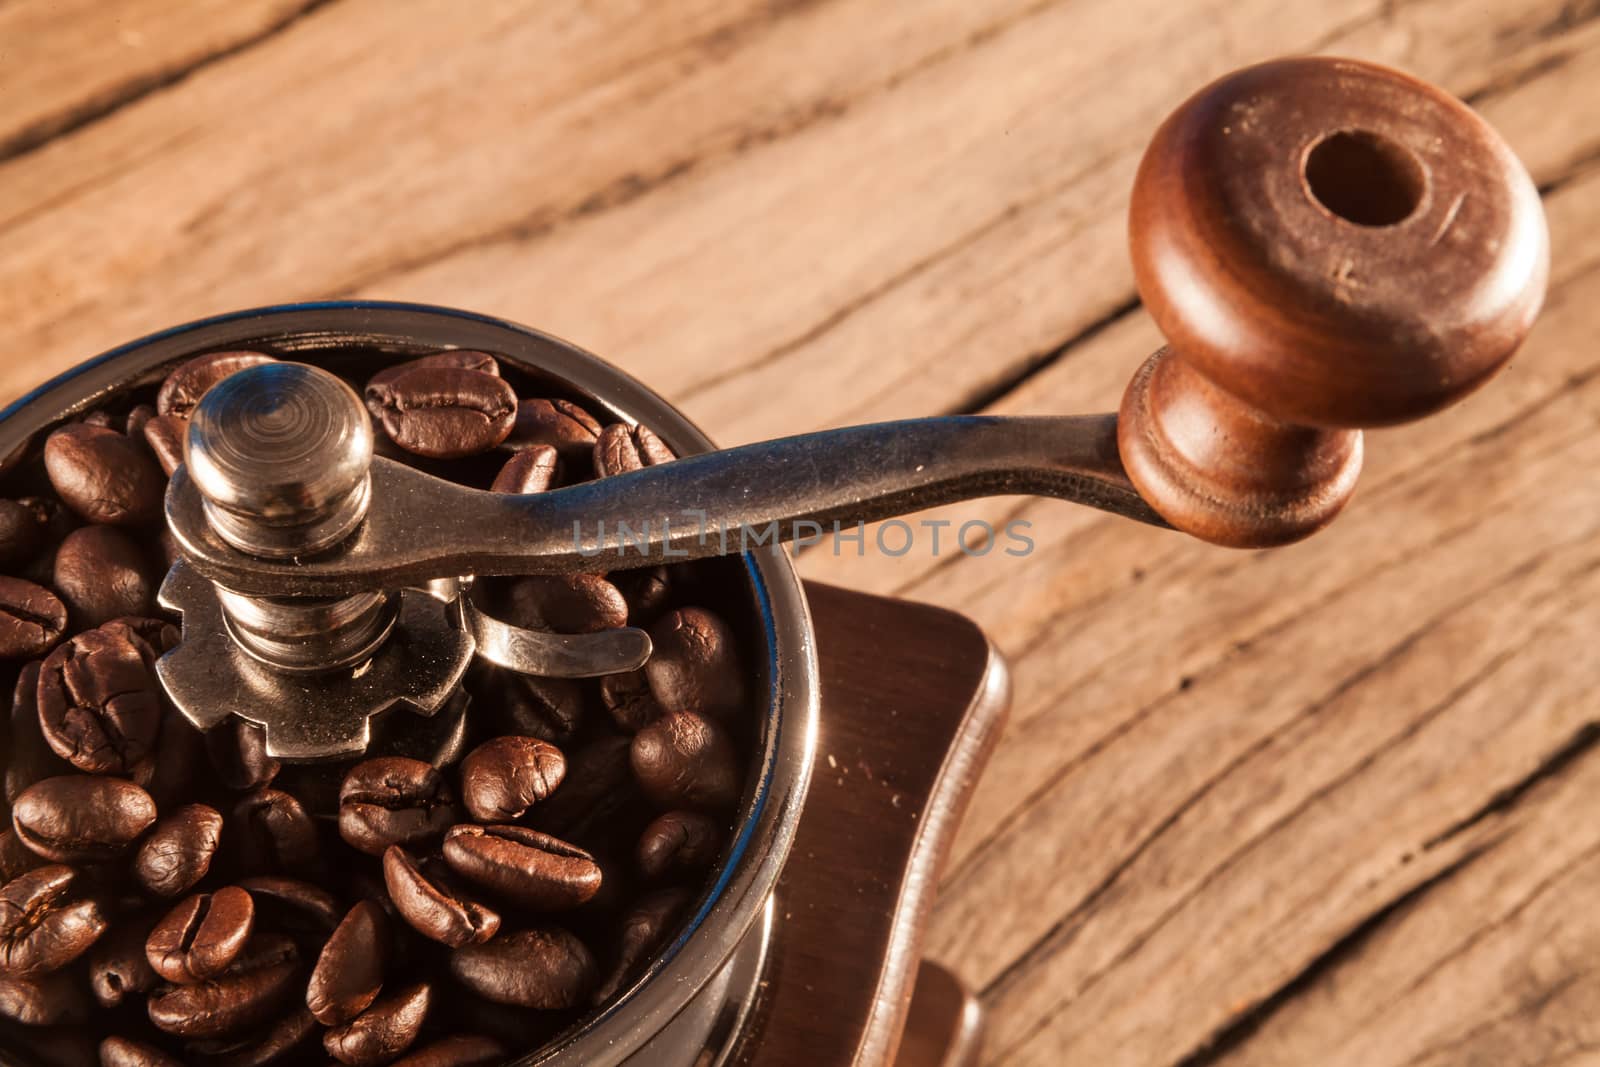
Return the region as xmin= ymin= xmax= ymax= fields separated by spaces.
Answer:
xmin=186 ymin=362 xmax=374 ymax=558
xmin=157 ymin=360 xmax=476 ymax=760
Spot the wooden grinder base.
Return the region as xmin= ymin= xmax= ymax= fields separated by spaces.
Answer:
xmin=729 ymin=582 xmax=1010 ymax=1067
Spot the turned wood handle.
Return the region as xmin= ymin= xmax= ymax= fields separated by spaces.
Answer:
xmin=1118 ymin=56 xmax=1549 ymax=547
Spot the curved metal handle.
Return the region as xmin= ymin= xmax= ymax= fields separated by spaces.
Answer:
xmin=168 ymin=413 xmax=1165 ymax=598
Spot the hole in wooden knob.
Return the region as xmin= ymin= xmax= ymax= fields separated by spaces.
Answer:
xmin=1303 ymin=130 xmax=1426 ymax=226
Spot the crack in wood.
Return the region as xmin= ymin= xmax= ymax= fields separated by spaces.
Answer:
xmin=942 ymin=297 xmax=1143 ymax=418
xmin=974 ymin=542 xmax=1600 ymax=1063
xmin=1463 ymin=49 xmax=1577 ymax=108
xmin=335 ymin=0 xmax=1072 ymax=298
xmin=1389 ymin=837 xmax=1600 ymax=1018
xmin=1539 ymin=142 xmax=1600 ymax=197
xmin=0 ymin=0 xmax=339 ymax=165
xmin=1493 ymin=0 xmax=1600 ymax=48
xmin=966 ymin=531 xmax=1600 ymax=1049
xmin=1164 ymin=841 xmax=1497 ymax=1067
xmin=947 ymin=534 xmax=1536 ymax=927
xmin=1423 ymin=718 xmax=1600 ymax=852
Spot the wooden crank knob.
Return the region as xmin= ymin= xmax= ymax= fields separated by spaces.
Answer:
xmin=1118 ymin=57 xmax=1548 ymax=547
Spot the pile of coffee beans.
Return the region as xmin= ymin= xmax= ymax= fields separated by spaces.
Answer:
xmin=0 ymin=349 xmax=757 ymax=1066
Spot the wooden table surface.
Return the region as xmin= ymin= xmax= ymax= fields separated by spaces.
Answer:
xmin=6 ymin=3 xmax=1599 ymax=1064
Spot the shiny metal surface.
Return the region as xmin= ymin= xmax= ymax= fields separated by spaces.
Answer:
xmin=213 ymin=586 xmax=398 ymax=673
xmin=168 ymin=413 xmax=1165 ymax=598
xmin=625 ymin=895 xmax=775 ymax=1066
xmin=187 ymin=362 xmax=374 ymax=558
xmin=0 ymin=302 xmax=820 ymax=1067
xmin=462 ymin=583 xmax=653 ymax=677
xmin=157 ymin=560 xmax=475 ymax=759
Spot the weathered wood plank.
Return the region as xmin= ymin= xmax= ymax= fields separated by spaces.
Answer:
xmin=922 ymin=164 xmax=1600 ymax=1065
xmin=4 ymin=2 xmax=1599 ymax=1064
xmin=360 ymin=0 xmax=1392 ymax=441
xmin=804 ymin=0 xmax=1600 ymax=867
xmin=1214 ymin=729 xmax=1600 ymax=1066
xmin=0 ymin=0 xmax=317 ymax=159
xmin=797 ymin=0 xmax=1600 ymax=599
xmin=0 ymin=0 xmax=1051 ymax=402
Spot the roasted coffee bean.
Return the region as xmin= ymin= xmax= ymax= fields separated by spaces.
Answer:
xmin=365 ymin=353 xmax=500 ymax=399
xmin=134 ymin=804 xmax=224 ymax=899
xmin=443 ymin=825 xmax=602 ymax=911
xmin=324 ymin=981 xmax=430 ymax=1066
xmin=43 ymin=424 xmax=165 ymax=527
xmin=0 ymin=970 xmax=87 ymax=1026
xmin=6 ymin=665 xmax=69 ymax=805
xmin=503 ymin=573 xmax=627 ymax=634
xmin=100 ymin=1035 xmax=185 ymax=1067
xmin=366 ymin=366 xmax=517 ymax=460
xmin=52 ymin=524 xmax=157 ymax=630
xmin=630 ymin=711 xmax=741 ymax=810
xmin=156 ymin=352 xmax=278 ymax=418
xmin=0 ymin=865 xmax=106 ymax=976
xmin=381 ymin=846 xmax=498 ymax=948
xmin=449 ymin=927 xmax=596 ymax=1011
xmin=236 ymin=876 xmax=340 ymax=934
xmin=488 ymin=672 xmax=584 ymax=744
xmin=206 ymin=720 xmax=280 ymax=792
xmin=592 ymin=887 xmax=692 ymax=1005
xmin=189 ymin=1005 xmax=318 ymax=1067
xmin=615 ymin=566 xmax=672 ymax=625
xmin=459 ymin=736 xmax=565 ymax=822
xmin=110 ymin=615 xmax=181 ymax=655
xmin=593 ymin=421 xmax=674 ymax=477
xmin=645 ymin=607 xmax=747 ymax=720
xmin=13 ymin=776 xmax=157 ymax=864
xmin=307 ymin=899 xmax=387 ymax=1026
xmin=141 ymin=414 xmax=187 ymax=477
xmin=233 ymin=789 xmax=318 ymax=872
xmin=0 ymin=578 xmax=66 ymax=660
xmin=0 ymin=500 xmax=46 ymax=567
xmin=338 ymin=758 xmax=459 ymax=857
xmin=139 ymin=715 xmax=205 ymax=811
xmin=489 ymin=444 xmax=558 ymax=494
xmin=0 ymin=832 xmax=41 ymax=886
xmin=147 ymin=887 xmax=255 ymax=983
xmin=126 ymin=404 xmax=156 ymax=438
xmin=600 ymin=669 xmax=663 ymax=734
xmin=0 ymin=353 xmax=764 ymax=1065
xmin=36 ymin=621 xmax=164 ymax=774
xmin=390 ymin=1034 xmax=507 ymax=1067
xmin=88 ymin=914 xmax=160 ymax=1006
xmin=82 ymin=405 xmax=156 ymax=439
xmin=12 ymin=497 xmax=78 ymax=587
xmin=637 ymin=811 xmax=723 ymax=882
xmin=527 ymin=734 xmax=632 ymax=839
xmin=146 ymin=933 xmax=300 ymax=1040
xmin=507 ymin=398 xmax=601 ymax=464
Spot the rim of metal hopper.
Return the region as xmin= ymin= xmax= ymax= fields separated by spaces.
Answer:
xmin=0 ymin=301 xmax=820 ymax=1067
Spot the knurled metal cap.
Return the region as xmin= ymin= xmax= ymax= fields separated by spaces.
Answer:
xmin=186 ymin=362 xmax=374 ymax=559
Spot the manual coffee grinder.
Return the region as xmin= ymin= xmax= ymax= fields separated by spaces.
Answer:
xmin=0 ymin=57 xmax=1547 ymax=1067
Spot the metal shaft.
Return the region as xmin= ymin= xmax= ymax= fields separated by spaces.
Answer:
xmin=169 ymin=411 xmax=1166 ymax=599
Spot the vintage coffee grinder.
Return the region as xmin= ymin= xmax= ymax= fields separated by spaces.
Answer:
xmin=0 ymin=57 xmax=1547 ymax=1066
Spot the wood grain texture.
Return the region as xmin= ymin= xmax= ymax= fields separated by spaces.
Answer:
xmin=0 ymin=0 xmax=321 ymax=159
xmin=6 ymin=2 xmax=1600 ymax=1064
